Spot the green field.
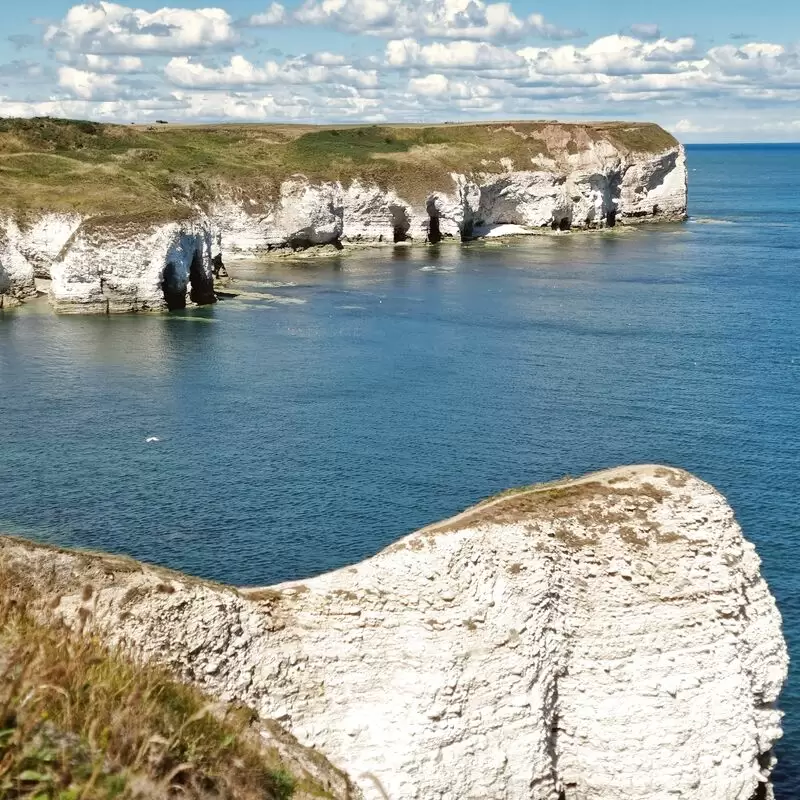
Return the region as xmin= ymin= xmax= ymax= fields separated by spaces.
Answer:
xmin=0 ymin=117 xmax=678 ymax=223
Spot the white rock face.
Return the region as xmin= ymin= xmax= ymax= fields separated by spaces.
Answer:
xmin=620 ymin=147 xmax=688 ymax=222
xmin=0 ymin=135 xmax=688 ymax=312
xmin=0 ymin=212 xmax=86 ymax=301
xmin=2 ymin=465 xmax=786 ymax=800
xmin=0 ymin=231 xmax=36 ymax=299
xmin=266 ymin=179 xmax=344 ymax=247
xmin=13 ymin=213 xmax=84 ymax=278
xmin=49 ymin=217 xmax=215 ymax=314
xmin=476 ymin=171 xmax=572 ymax=232
xmin=343 ymin=181 xmax=414 ymax=243
xmin=208 ymin=144 xmax=687 ymax=258
xmin=210 ymin=197 xmax=271 ymax=256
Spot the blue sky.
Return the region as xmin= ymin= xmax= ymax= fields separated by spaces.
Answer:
xmin=2 ymin=0 xmax=799 ymax=140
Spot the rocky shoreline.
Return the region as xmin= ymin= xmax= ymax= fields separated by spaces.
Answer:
xmin=0 ymin=124 xmax=687 ymax=315
xmin=0 ymin=465 xmax=787 ymax=800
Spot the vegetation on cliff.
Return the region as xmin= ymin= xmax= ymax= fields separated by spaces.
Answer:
xmin=0 ymin=572 xmax=342 ymax=800
xmin=0 ymin=117 xmax=678 ymax=221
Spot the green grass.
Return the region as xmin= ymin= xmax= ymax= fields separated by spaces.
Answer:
xmin=0 ymin=117 xmax=679 ymax=221
xmin=0 ymin=589 xmax=333 ymax=799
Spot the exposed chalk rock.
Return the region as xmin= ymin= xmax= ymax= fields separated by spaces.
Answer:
xmin=207 ymin=143 xmax=687 ymax=257
xmin=266 ymin=178 xmax=344 ymax=248
xmin=476 ymin=171 xmax=572 ymax=232
xmin=9 ymin=213 xmax=84 ymax=278
xmin=620 ymin=148 xmax=688 ymax=221
xmin=0 ymin=121 xmax=689 ymax=312
xmin=211 ymin=197 xmax=271 ymax=257
xmin=0 ymin=213 xmax=84 ymax=292
xmin=0 ymin=230 xmax=36 ymax=300
xmin=1 ymin=131 xmax=687 ymax=312
xmin=342 ymin=181 xmax=414 ymax=244
xmin=1 ymin=465 xmax=786 ymax=800
xmin=49 ymin=217 xmax=216 ymax=314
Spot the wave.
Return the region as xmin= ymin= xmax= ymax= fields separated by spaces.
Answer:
xmin=691 ymin=217 xmax=738 ymax=226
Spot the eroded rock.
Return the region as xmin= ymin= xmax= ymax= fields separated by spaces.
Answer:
xmin=0 ymin=465 xmax=786 ymax=800
xmin=49 ymin=216 xmax=215 ymax=314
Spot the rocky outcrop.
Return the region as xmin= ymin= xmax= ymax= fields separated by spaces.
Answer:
xmin=0 ymin=213 xmax=216 ymax=314
xmin=47 ymin=216 xmax=215 ymax=314
xmin=0 ymin=231 xmax=35 ymax=302
xmin=1 ymin=465 xmax=786 ymax=800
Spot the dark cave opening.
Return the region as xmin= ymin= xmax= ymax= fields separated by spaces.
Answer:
xmin=391 ymin=205 xmax=411 ymax=243
xmin=189 ymin=248 xmax=216 ymax=306
xmin=161 ymin=261 xmax=186 ymax=311
xmin=428 ymin=215 xmax=442 ymax=244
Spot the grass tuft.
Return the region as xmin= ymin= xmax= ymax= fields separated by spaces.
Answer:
xmin=0 ymin=595 xmax=298 ymax=800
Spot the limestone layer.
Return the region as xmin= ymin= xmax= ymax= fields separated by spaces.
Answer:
xmin=0 ymin=136 xmax=686 ymax=313
xmin=1 ymin=465 xmax=783 ymax=800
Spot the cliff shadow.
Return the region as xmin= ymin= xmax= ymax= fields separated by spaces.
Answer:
xmin=189 ymin=247 xmax=216 ymax=306
xmin=161 ymin=261 xmax=187 ymax=311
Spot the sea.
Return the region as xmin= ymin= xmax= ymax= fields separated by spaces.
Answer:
xmin=1 ymin=143 xmax=798 ymax=792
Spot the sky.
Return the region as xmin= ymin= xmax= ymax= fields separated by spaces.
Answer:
xmin=1 ymin=0 xmax=800 ymax=140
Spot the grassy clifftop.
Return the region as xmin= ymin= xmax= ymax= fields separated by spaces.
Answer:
xmin=0 ymin=563 xmax=352 ymax=800
xmin=0 ymin=117 xmax=678 ymax=221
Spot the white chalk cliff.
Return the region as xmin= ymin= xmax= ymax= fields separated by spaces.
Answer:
xmin=213 ymin=144 xmax=687 ymax=256
xmin=49 ymin=217 xmax=216 ymax=314
xmin=0 ymin=138 xmax=686 ymax=313
xmin=1 ymin=465 xmax=787 ymax=800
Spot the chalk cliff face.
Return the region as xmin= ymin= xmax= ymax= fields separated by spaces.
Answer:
xmin=48 ymin=217 xmax=216 ymax=314
xmin=0 ymin=213 xmax=216 ymax=313
xmin=0 ymin=119 xmax=688 ymax=313
xmin=1 ymin=466 xmax=786 ymax=800
xmin=0 ymin=213 xmax=85 ymax=306
xmin=0 ymin=131 xmax=687 ymax=313
xmin=213 ymin=145 xmax=687 ymax=256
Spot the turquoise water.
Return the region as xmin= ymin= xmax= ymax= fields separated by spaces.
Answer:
xmin=1 ymin=144 xmax=799 ymax=791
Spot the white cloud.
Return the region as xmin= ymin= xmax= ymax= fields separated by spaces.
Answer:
xmin=518 ymin=35 xmax=699 ymax=77
xmin=56 ymin=52 xmax=145 ymax=73
xmin=386 ymin=38 xmax=525 ymax=69
xmin=0 ymin=90 xmax=378 ymax=124
xmin=310 ymin=52 xmax=349 ymax=66
xmin=754 ymin=119 xmax=800 ymax=132
xmin=58 ymin=66 xmax=120 ymax=99
xmin=248 ymin=3 xmax=287 ymax=26
xmin=704 ymin=42 xmax=796 ymax=79
xmin=408 ymin=73 xmax=449 ymax=95
xmin=165 ymin=55 xmax=379 ymax=89
xmin=5 ymin=4 xmax=800 ymax=137
xmin=44 ymin=2 xmax=239 ymax=55
xmin=294 ymin=0 xmax=581 ymax=42
xmin=628 ymin=23 xmax=661 ymax=41
xmin=673 ymin=118 xmax=722 ymax=134
xmin=408 ymin=72 xmax=493 ymax=101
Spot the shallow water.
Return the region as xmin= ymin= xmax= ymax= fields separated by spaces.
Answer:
xmin=2 ymin=144 xmax=799 ymax=792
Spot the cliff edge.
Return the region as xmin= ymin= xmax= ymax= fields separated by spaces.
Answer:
xmin=2 ymin=465 xmax=780 ymax=800
xmin=0 ymin=119 xmax=687 ymax=313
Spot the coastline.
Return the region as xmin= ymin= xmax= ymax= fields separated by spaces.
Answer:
xmin=0 ymin=118 xmax=687 ymax=314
